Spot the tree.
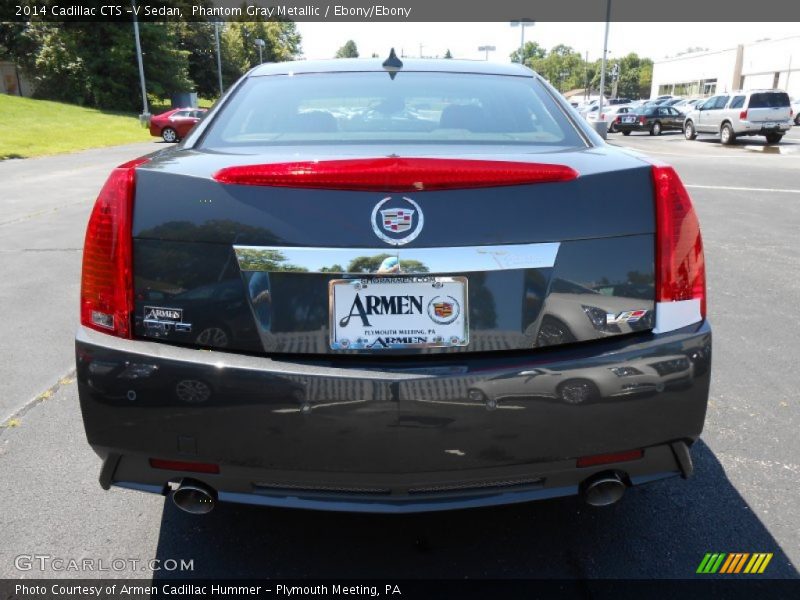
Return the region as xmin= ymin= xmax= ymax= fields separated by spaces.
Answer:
xmin=16 ymin=21 xmax=191 ymax=110
xmin=509 ymin=41 xmax=545 ymax=65
xmin=530 ymin=44 xmax=583 ymax=92
xmin=589 ymin=53 xmax=653 ymax=99
xmin=335 ymin=39 xmax=359 ymax=58
xmin=444 ymin=49 xmax=452 ymax=59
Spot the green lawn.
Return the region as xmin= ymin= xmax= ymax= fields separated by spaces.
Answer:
xmin=0 ymin=95 xmax=152 ymax=159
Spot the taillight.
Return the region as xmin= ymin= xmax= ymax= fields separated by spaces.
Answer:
xmin=639 ymin=116 xmax=646 ymax=125
xmin=213 ymin=158 xmax=579 ymax=191
xmin=80 ymin=157 xmax=148 ymax=338
xmin=739 ymin=109 xmax=748 ymax=120
xmin=577 ymin=449 xmax=644 ymax=468
xmin=652 ymin=165 xmax=706 ymax=318
xmin=615 ymin=116 xmax=621 ymax=123
xmin=149 ymin=458 xmax=220 ymax=474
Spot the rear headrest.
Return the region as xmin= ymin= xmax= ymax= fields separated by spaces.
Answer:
xmin=282 ymin=111 xmax=338 ymax=133
xmin=439 ymin=104 xmax=488 ymax=131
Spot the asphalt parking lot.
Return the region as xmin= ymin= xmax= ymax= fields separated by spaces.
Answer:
xmin=0 ymin=129 xmax=798 ymax=580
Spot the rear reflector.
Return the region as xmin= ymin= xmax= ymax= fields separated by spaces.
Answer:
xmin=577 ymin=449 xmax=644 ymax=468
xmin=149 ymin=458 xmax=220 ymax=474
xmin=80 ymin=157 xmax=148 ymax=338
xmin=213 ymin=158 xmax=578 ymax=191
xmin=652 ymin=165 xmax=706 ymax=319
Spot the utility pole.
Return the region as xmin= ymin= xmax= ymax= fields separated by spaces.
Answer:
xmin=584 ymin=50 xmax=589 ymax=102
xmin=255 ymin=38 xmax=265 ymax=64
xmin=597 ymin=0 xmax=611 ymax=138
xmin=214 ymin=21 xmax=223 ymax=96
xmin=510 ymin=19 xmax=535 ymax=64
xmin=132 ymin=0 xmax=149 ymax=121
xmin=478 ymin=45 xmax=496 ymax=61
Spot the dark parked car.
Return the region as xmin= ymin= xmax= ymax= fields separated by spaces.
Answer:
xmin=148 ymin=107 xmax=207 ymax=142
xmin=614 ymin=105 xmax=686 ymax=136
xmin=77 ymin=55 xmax=710 ymax=515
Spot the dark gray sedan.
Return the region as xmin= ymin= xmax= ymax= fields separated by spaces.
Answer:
xmin=615 ymin=105 xmax=686 ymax=136
xmin=76 ymin=55 xmax=711 ymax=514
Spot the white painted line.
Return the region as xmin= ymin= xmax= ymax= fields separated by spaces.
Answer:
xmin=685 ymin=184 xmax=800 ymax=194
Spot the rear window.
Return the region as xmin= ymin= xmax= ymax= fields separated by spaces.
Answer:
xmin=200 ymin=72 xmax=584 ymax=148
xmin=748 ymin=92 xmax=790 ymax=108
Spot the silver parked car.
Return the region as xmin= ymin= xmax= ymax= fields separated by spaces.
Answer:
xmin=683 ymin=90 xmax=793 ymax=145
xmin=585 ymin=104 xmax=634 ymax=133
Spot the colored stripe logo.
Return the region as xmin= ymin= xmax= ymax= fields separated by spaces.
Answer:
xmin=697 ymin=553 xmax=773 ymax=574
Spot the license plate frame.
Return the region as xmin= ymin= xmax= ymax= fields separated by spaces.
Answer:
xmin=329 ymin=276 xmax=469 ymax=350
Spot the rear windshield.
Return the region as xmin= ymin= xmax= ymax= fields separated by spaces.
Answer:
xmin=200 ymin=72 xmax=584 ymax=148
xmin=748 ymin=92 xmax=790 ymax=108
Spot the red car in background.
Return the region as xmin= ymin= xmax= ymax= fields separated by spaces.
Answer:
xmin=149 ymin=107 xmax=207 ymax=142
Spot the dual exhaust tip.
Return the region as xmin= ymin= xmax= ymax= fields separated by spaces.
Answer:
xmin=172 ymin=480 xmax=216 ymax=514
xmin=171 ymin=472 xmax=627 ymax=514
xmin=581 ymin=472 xmax=627 ymax=507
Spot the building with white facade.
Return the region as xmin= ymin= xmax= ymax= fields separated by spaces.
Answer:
xmin=651 ymin=35 xmax=800 ymax=99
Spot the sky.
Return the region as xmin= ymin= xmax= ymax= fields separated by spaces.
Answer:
xmin=296 ymin=22 xmax=800 ymax=63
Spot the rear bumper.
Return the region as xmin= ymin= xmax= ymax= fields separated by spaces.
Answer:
xmin=737 ymin=122 xmax=792 ymax=135
xmin=76 ymin=321 xmax=711 ymax=512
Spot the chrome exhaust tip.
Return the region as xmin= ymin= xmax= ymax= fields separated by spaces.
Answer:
xmin=172 ymin=480 xmax=216 ymax=515
xmin=582 ymin=472 xmax=627 ymax=507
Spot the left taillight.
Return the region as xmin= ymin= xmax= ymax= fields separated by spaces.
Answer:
xmin=80 ymin=157 xmax=149 ymax=338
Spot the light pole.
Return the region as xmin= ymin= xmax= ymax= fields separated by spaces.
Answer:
xmin=510 ymin=19 xmax=535 ymax=64
xmin=254 ymin=38 xmax=265 ymax=64
xmin=214 ymin=21 xmax=223 ymax=96
xmin=131 ymin=0 xmax=149 ymax=122
xmin=478 ymin=45 xmax=496 ymax=61
xmin=596 ymin=0 xmax=612 ymax=138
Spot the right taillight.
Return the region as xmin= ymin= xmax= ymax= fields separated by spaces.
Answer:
xmin=80 ymin=157 xmax=148 ymax=338
xmin=652 ymin=165 xmax=706 ymax=320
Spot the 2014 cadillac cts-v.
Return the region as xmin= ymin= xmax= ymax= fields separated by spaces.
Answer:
xmin=76 ymin=55 xmax=711 ymax=514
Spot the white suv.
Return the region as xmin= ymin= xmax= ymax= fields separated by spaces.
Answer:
xmin=683 ymin=90 xmax=792 ymax=144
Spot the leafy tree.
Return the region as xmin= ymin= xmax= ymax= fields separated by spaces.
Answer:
xmin=444 ymin=49 xmax=452 ymax=59
xmin=174 ymin=20 xmax=221 ymax=99
xmin=221 ymin=20 xmax=301 ymax=79
xmin=509 ymin=41 xmax=545 ymax=65
xmin=346 ymin=255 xmax=428 ymax=274
xmin=335 ymin=40 xmax=359 ymax=58
xmin=530 ymin=44 xmax=583 ymax=91
xmin=16 ymin=21 xmax=191 ymax=110
xmin=589 ymin=53 xmax=653 ymax=99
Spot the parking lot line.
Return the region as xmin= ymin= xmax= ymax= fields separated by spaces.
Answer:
xmin=685 ymin=184 xmax=800 ymax=194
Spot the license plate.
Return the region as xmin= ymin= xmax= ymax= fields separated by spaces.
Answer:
xmin=329 ymin=276 xmax=468 ymax=350
xmin=763 ymin=122 xmax=777 ymax=128
xmin=623 ymin=116 xmax=635 ymax=123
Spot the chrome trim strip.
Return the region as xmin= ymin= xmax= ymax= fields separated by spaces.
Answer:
xmin=233 ymin=243 xmax=560 ymax=274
